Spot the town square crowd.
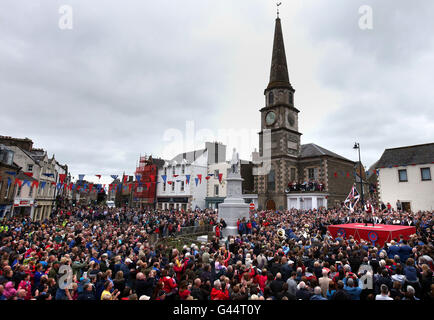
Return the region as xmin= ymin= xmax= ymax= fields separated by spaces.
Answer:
xmin=0 ymin=204 xmax=432 ymax=301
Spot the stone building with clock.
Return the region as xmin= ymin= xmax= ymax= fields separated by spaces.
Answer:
xmin=253 ymin=16 xmax=356 ymax=211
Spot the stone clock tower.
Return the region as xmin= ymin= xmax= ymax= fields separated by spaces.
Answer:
xmin=256 ymin=16 xmax=302 ymax=211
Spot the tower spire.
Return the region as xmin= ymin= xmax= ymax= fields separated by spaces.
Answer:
xmin=266 ymin=12 xmax=293 ymax=92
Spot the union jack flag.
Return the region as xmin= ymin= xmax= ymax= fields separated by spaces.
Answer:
xmin=344 ymin=184 xmax=360 ymax=213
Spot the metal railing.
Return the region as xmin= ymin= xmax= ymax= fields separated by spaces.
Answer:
xmin=149 ymin=225 xmax=213 ymax=245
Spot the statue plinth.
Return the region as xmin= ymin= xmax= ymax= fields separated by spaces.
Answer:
xmin=218 ymin=168 xmax=250 ymax=238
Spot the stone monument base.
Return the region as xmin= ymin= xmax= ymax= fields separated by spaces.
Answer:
xmin=218 ymin=202 xmax=250 ymax=238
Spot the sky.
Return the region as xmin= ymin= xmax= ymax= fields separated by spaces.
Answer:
xmin=1 ymin=0 xmax=433 ymax=184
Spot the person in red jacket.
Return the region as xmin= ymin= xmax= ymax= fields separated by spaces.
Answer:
xmin=255 ymin=268 xmax=268 ymax=293
xmin=158 ymin=270 xmax=177 ymax=294
xmin=210 ymin=280 xmax=229 ymax=300
xmin=215 ymin=224 xmax=221 ymax=239
xmin=178 ymin=280 xmax=191 ymax=300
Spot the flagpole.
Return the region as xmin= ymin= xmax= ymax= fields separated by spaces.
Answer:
xmin=353 ymin=142 xmax=365 ymax=208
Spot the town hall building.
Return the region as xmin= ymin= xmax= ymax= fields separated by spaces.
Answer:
xmin=253 ymin=16 xmax=356 ymax=211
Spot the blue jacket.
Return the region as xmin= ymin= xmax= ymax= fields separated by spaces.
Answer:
xmin=399 ymin=245 xmax=412 ymax=262
xmin=343 ymin=278 xmax=362 ymax=300
xmin=404 ymin=266 xmax=418 ymax=282
xmin=310 ymin=294 xmax=327 ymax=300
xmin=387 ymin=245 xmax=400 ymax=259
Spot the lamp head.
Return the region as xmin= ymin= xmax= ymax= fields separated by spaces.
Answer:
xmin=353 ymin=143 xmax=359 ymax=149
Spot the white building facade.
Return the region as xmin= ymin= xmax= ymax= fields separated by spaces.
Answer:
xmin=7 ymin=146 xmax=40 ymax=219
xmin=156 ymin=142 xmax=226 ymax=211
xmin=376 ymin=143 xmax=434 ymax=212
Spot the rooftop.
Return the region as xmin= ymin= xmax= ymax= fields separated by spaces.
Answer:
xmin=376 ymin=142 xmax=434 ymax=168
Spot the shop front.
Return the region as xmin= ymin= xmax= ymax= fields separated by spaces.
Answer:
xmin=157 ymin=197 xmax=190 ymax=211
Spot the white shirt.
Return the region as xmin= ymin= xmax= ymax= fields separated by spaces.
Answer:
xmin=375 ymin=294 xmax=393 ymax=300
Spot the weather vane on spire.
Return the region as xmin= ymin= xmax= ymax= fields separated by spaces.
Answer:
xmin=276 ymin=2 xmax=282 ymax=18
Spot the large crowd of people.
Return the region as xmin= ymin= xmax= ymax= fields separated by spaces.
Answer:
xmin=0 ymin=205 xmax=432 ymax=301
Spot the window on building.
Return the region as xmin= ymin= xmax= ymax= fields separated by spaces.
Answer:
xmin=172 ymin=166 xmax=175 ymax=175
xmin=17 ymin=185 xmax=22 ymax=197
xmin=308 ymin=168 xmax=315 ymax=180
xmin=27 ymin=164 xmax=33 ymax=172
xmin=181 ymin=181 xmax=185 ymax=191
xmin=171 ymin=182 xmax=175 ymax=191
xmin=4 ymin=182 xmax=10 ymax=199
xmin=268 ymin=91 xmax=274 ymax=105
xmin=267 ymin=169 xmax=275 ymax=191
xmin=163 ymin=182 xmax=166 ymax=192
xmin=290 ymin=168 xmax=296 ymax=182
xmin=398 ymin=169 xmax=408 ymax=182
xmin=214 ymin=170 xmax=219 ymax=178
xmin=29 ymin=185 xmax=33 ymax=197
xmin=164 ymin=168 xmax=167 ymax=176
xmin=214 ymin=185 xmax=219 ymax=196
xmin=181 ymin=165 xmax=185 ymax=174
xmin=421 ymin=167 xmax=431 ymax=181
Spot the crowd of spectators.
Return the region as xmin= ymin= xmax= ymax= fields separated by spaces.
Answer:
xmin=0 ymin=205 xmax=432 ymax=301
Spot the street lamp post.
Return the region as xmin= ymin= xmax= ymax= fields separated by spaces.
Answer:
xmin=353 ymin=142 xmax=365 ymax=209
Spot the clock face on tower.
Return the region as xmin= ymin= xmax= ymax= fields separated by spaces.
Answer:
xmin=265 ymin=111 xmax=276 ymax=126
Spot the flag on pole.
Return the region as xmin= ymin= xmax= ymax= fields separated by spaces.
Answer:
xmin=344 ymin=184 xmax=361 ymax=213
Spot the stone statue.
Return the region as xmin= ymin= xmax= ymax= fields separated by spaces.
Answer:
xmin=230 ymin=148 xmax=240 ymax=173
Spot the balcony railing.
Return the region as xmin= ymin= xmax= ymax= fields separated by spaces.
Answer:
xmin=285 ymin=181 xmax=326 ymax=193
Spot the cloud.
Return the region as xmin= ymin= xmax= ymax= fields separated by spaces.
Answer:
xmin=1 ymin=0 xmax=432 ymax=178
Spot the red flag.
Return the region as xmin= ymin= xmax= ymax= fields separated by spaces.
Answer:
xmin=205 ymin=176 xmax=211 ymax=180
xmin=168 ymin=181 xmax=173 ymax=185
xmin=346 ymin=172 xmax=350 ymax=178
xmin=334 ymin=172 xmax=337 ymax=178
xmin=59 ymin=174 xmax=66 ymax=184
xmin=31 ymin=180 xmax=39 ymax=188
xmin=173 ymin=174 xmax=178 ymax=177
xmin=89 ymin=184 xmax=94 ymax=192
xmin=146 ymin=182 xmax=151 ymax=189
xmin=197 ymin=174 xmax=202 ymax=183
xmin=123 ymin=175 xmax=128 ymax=183
xmin=128 ymin=184 xmax=133 ymax=191
xmin=96 ymin=175 xmax=101 ymax=179
xmin=24 ymin=172 xmax=33 ymax=178
xmin=218 ymin=173 xmax=223 ymax=183
xmin=150 ymin=175 xmax=155 ymax=183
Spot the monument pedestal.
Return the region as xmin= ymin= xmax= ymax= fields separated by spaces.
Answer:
xmin=218 ymin=170 xmax=250 ymax=238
